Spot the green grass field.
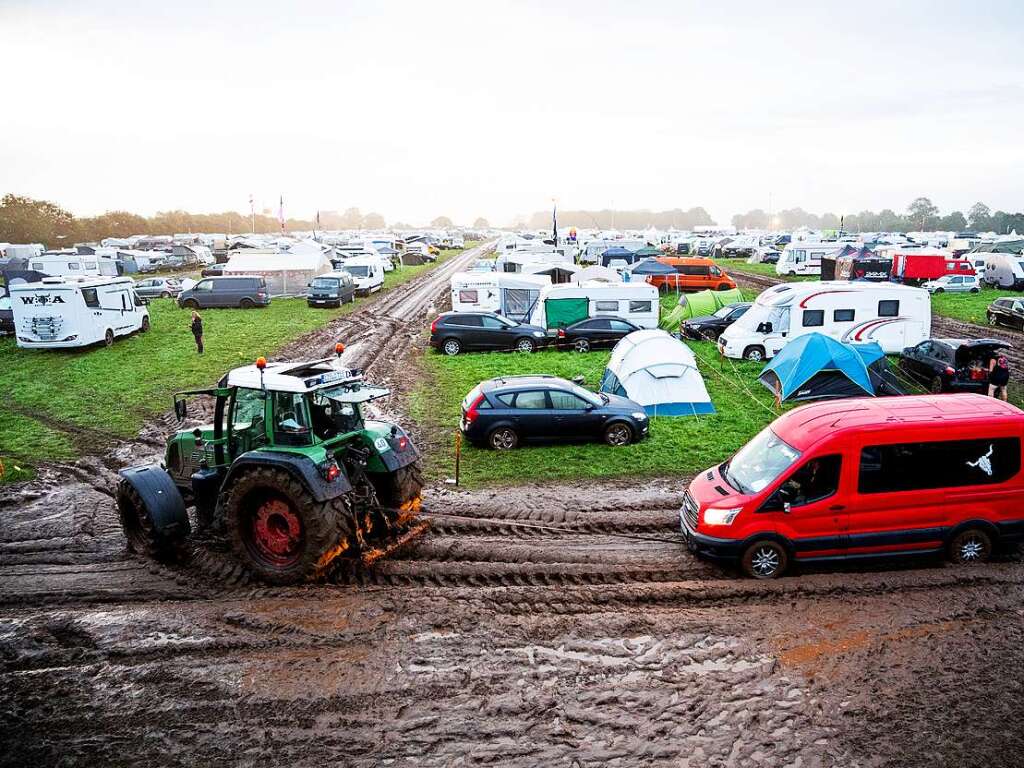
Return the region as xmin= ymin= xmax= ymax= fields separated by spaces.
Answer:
xmin=411 ymin=342 xmax=783 ymax=488
xmin=928 ymin=284 xmax=1003 ymax=326
xmin=725 ymin=262 xmax=815 ymax=281
xmin=0 ymin=247 xmax=469 ymax=482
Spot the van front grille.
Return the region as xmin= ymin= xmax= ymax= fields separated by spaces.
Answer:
xmin=682 ymin=490 xmax=699 ymax=530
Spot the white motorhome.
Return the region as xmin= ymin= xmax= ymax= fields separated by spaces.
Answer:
xmin=982 ymin=253 xmax=1024 ymax=290
xmin=28 ymin=251 xmax=104 ymax=278
xmin=531 ymin=281 xmax=660 ymax=330
xmin=495 ymin=249 xmax=574 ymax=274
xmin=450 ymin=272 xmax=549 ymax=321
xmin=581 ymin=239 xmax=645 ymax=264
xmin=11 ymin=276 xmax=150 ymax=349
xmin=339 ymin=256 xmax=385 ymax=295
xmin=717 ymin=281 xmax=930 ymax=361
xmin=775 ymin=242 xmax=843 ymax=276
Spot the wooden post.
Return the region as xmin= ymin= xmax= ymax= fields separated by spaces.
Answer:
xmin=454 ymin=431 xmax=462 ymax=487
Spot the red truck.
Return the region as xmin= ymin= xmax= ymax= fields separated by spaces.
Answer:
xmin=891 ymin=251 xmax=975 ymax=285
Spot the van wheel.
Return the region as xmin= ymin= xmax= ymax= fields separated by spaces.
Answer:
xmin=442 ymin=338 xmax=461 ymax=356
xmin=515 ymin=338 xmax=535 ymax=353
xmin=970 ymin=287 xmax=979 ymax=293
xmin=743 ymin=345 xmax=766 ymax=362
xmin=934 ymin=287 xmax=944 ymax=293
xmin=104 ymin=329 xmax=114 ymax=347
xmin=741 ymin=540 xmax=788 ymax=579
xmin=183 ymin=299 xmax=199 ymax=310
xmin=160 ymin=291 xmax=171 ymax=298
xmin=240 ymin=298 xmax=255 ymax=308
xmin=141 ymin=316 xmax=151 ymax=332
xmin=603 ymin=422 xmax=633 ymax=446
xmin=929 ymin=376 xmax=945 ymax=394
xmin=489 ymin=427 xmax=518 ymax=451
xmin=717 ymin=283 xmax=730 ymax=291
xmin=573 ymin=338 xmax=591 ymax=353
xmin=788 ymin=270 xmax=797 ymax=276
xmin=948 ymin=528 xmax=992 ymax=565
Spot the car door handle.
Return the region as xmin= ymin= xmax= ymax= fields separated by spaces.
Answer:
xmin=829 ymin=504 xmax=846 ymax=511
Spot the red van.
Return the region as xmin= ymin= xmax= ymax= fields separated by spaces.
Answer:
xmin=681 ymin=394 xmax=1024 ymax=578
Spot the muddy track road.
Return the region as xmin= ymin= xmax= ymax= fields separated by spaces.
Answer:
xmin=2 ymin=254 xmax=1024 ymax=767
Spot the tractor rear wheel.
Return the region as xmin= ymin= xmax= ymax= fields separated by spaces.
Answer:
xmin=224 ymin=466 xmax=356 ymax=585
xmin=116 ymin=478 xmax=185 ymax=562
xmin=374 ymin=462 xmax=425 ymax=509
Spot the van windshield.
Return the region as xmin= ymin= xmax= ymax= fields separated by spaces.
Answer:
xmin=721 ymin=427 xmax=801 ymax=495
xmin=311 ymin=278 xmax=338 ymax=290
xmin=344 ymin=265 xmax=370 ymax=277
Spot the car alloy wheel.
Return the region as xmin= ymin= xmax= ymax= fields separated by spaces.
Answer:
xmin=443 ymin=339 xmax=460 ymax=356
xmin=574 ymin=338 xmax=590 ymax=353
xmin=489 ymin=427 xmax=518 ymax=451
xmin=949 ymin=529 xmax=992 ymax=565
xmin=743 ymin=346 xmax=765 ymax=362
xmin=516 ymin=338 xmax=535 ymax=353
xmin=604 ymin=423 xmax=632 ymax=446
xmin=934 ymin=287 xmax=944 ymax=293
xmin=930 ymin=376 xmax=944 ymax=394
xmin=742 ymin=540 xmax=788 ymax=579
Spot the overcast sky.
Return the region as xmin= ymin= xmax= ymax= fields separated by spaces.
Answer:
xmin=3 ymin=0 xmax=1022 ymax=226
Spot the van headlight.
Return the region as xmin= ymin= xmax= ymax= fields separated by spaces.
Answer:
xmin=631 ymin=412 xmax=647 ymax=420
xmin=703 ymin=507 xmax=741 ymax=526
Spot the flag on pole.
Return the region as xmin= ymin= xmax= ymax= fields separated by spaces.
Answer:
xmin=278 ymin=195 xmax=285 ymax=231
xmin=552 ymin=201 xmax=558 ymax=245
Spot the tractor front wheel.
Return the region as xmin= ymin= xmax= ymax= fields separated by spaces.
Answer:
xmin=116 ymin=478 xmax=186 ymax=562
xmin=224 ymin=466 xmax=355 ymax=585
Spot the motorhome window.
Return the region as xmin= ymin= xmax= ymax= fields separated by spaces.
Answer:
xmin=834 ymin=309 xmax=855 ymax=322
xmin=778 ymin=454 xmax=842 ymax=506
xmin=458 ymin=290 xmax=479 ymax=303
xmin=629 ymin=301 xmax=652 ymax=313
xmin=878 ymin=300 xmax=899 ymax=317
xmin=513 ymin=391 xmax=548 ymax=409
xmin=802 ymin=310 xmax=824 ymax=327
xmin=85 ymin=261 xmax=97 ymax=269
xmin=81 ymin=288 xmax=99 ymax=308
xmin=68 ymin=262 xmax=80 ymax=270
xmin=858 ymin=438 xmax=1020 ymax=493
xmin=595 ymin=301 xmax=619 ymax=312
xmin=31 ymin=262 xmax=42 ymax=270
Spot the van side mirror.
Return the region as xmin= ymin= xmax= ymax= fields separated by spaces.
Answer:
xmin=174 ymin=398 xmax=187 ymax=421
xmin=757 ymin=322 xmax=773 ymax=334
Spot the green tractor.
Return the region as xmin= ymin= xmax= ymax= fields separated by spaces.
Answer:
xmin=116 ymin=353 xmax=425 ymax=584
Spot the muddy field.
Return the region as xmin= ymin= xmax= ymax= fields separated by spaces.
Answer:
xmin=2 ymin=251 xmax=1024 ymax=767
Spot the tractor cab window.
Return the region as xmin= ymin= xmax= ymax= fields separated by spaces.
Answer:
xmin=309 ymin=390 xmax=365 ymax=440
xmin=272 ymin=391 xmax=312 ymax=446
xmin=231 ymin=387 xmax=267 ymax=451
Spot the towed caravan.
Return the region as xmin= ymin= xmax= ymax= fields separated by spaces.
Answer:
xmin=449 ymin=272 xmax=549 ymax=322
xmin=775 ymin=242 xmax=843 ymax=276
xmin=531 ymin=281 xmax=660 ymax=330
xmin=717 ymin=281 xmax=930 ymax=361
xmin=11 ymin=276 xmax=150 ymax=349
xmin=982 ymin=253 xmax=1024 ymax=290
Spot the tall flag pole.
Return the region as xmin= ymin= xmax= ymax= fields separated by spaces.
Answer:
xmin=551 ymin=198 xmax=558 ymax=245
xmin=278 ymin=195 xmax=285 ymax=233
xmin=249 ymin=193 xmax=255 ymax=234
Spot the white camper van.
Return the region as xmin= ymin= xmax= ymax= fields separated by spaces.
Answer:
xmin=339 ymin=256 xmax=385 ymax=295
xmin=450 ymin=272 xmax=549 ymax=322
xmin=717 ymin=281 xmax=930 ymax=361
xmin=982 ymin=253 xmax=1024 ymax=290
xmin=28 ymin=251 xmax=103 ymax=278
xmin=775 ymin=242 xmax=842 ymax=276
xmin=11 ymin=276 xmax=150 ymax=349
xmin=532 ymin=282 xmax=660 ymax=330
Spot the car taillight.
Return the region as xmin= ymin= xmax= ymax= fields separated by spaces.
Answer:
xmin=430 ymin=316 xmax=441 ymax=334
xmin=465 ymin=394 xmax=485 ymax=424
xmin=557 ymin=328 xmax=566 ymax=338
xmin=944 ymin=366 xmax=955 ymax=376
xmin=398 ymin=435 xmax=408 ymax=450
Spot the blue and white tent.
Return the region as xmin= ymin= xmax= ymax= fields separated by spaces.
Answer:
xmin=599 ymin=330 xmax=715 ymax=416
xmin=757 ymin=333 xmax=899 ymax=401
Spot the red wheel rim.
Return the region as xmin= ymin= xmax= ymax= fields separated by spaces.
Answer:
xmin=251 ymin=498 xmax=303 ymax=566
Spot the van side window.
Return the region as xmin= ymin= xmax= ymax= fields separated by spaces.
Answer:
xmin=629 ymin=301 xmax=652 ymax=313
xmin=459 ymin=290 xmax=478 ymax=303
xmin=802 ymin=309 xmax=824 ymax=327
xmin=834 ymin=309 xmax=855 ymax=322
xmin=81 ymin=288 xmax=99 ymax=308
xmin=858 ymin=438 xmax=1021 ymax=494
xmin=779 ymin=454 xmax=842 ymax=506
xmin=878 ymin=300 xmax=899 ymax=317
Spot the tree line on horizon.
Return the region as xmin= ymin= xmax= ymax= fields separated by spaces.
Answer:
xmin=0 ymin=195 xmax=487 ymax=250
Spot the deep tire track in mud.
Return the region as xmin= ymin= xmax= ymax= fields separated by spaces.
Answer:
xmin=3 ymin=255 xmax=1024 ymax=766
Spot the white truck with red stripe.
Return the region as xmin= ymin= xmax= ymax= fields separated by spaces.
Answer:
xmin=717 ymin=281 xmax=930 ymax=361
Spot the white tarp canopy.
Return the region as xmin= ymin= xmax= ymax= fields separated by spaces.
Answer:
xmin=599 ymin=330 xmax=715 ymax=416
xmin=224 ymin=241 xmax=331 ymax=296
xmin=572 ymin=265 xmax=622 ymax=284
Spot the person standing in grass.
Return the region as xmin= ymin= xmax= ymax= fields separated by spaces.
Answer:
xmin=190 ymin=310 xmax=204 ymax=354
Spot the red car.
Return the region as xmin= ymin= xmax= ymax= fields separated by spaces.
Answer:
xmin=681 ymin=394 xmax=1024 ymax=578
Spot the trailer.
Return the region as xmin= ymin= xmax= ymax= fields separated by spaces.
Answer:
xmin=982 ymin=253 xmax=1024 ymax=290
xmin=891 ymin=251 xmax=974 ymax=285
xmin=449 ymin=272 xmax=549 ymax=322
xmin=531 ymin=281 xmax=660 ymax=330
xmin=775 ymin=242 xmax=843 ymax=276
xmin=717 ymin=281 xmax=930 ymax=361
xmin=10 ymin=276 xmax=150 ymax=349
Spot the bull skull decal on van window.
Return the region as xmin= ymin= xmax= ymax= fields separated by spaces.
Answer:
xmin=967 ymin=445 xmax=994 ymax=476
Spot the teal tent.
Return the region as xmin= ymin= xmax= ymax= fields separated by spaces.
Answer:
xmin=758 ymin=334 xmax=899 ymax=402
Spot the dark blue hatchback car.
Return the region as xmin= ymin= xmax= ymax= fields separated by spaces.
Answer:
xmin=460 ymin=375 xmax=649 ymax=450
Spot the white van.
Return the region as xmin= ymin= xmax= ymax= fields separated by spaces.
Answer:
xmin=28 ymin=251 xmax=103 ymax=278
xmin=982 ymin=253 xmax=1024 ymax=290
xmin=531 ymin=282 xmax=660 ymax=330
xmin=717 ymin=281 xmax=930 ymax=361
xmin=339 ymin=256 xmax=385 ymax=295
xmin=11 ymin=276 xmax=150 ymax=349
xmin=775 ymin=242 xmax=842 ymax=276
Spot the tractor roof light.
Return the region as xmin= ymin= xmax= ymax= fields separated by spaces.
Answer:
xmin=256 ymin=356 xmax=267 ymax=370
xmin=335 ymin=342 xmax=345 ymax=357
